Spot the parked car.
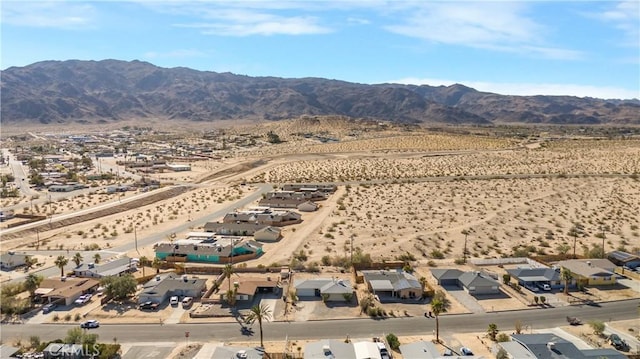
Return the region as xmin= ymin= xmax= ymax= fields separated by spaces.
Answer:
xmin=42 ymin=303 xmax=56 ymax=314
xmin=74 ymin=294 xmax=92 ymax=305
xmin=139 ymin=301 xmax=159 ymax=311
xmin=182 ymin=297 xmax=193 ymax=308
xmin=80 ymin=320 xmax=100 ymax=329
xmin=442 ymin=349 xmax=453 ymax=356
xmin=460 ymin=347 xmax=474 ymax=356
xmin=376 ymin=342 xmax=391 ymax=359
xmin=538 ymin=283 xmax=551 ymax=291
xmin=170 ymin=296 xmax=179 ymax=306
xmin=609 ymin=334 xmax=627 ymax=350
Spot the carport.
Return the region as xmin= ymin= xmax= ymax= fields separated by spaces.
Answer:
xmin=368 ymin=279 xmax=394 ymax=297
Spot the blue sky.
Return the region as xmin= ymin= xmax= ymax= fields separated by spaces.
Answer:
xmin=1 ymin=1 xmax=639 ymax=99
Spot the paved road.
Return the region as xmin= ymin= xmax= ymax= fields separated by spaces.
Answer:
xmin=2 ymin=299 xmax=637 ymax=343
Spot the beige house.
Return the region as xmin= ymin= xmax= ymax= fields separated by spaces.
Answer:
xmin=37 ymin=277 xmax=100 ymax=305
xmin=254 ymin=226 xmax=282 ymax=242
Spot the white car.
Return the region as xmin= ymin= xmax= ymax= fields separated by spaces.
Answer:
xmin=170 ymin=296 xmax=179 ymax=306
xmin=80 ymin=319 xmax=100 ymax=329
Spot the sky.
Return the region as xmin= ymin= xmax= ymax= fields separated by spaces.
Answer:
xmin=1 ymin=0 xmax=639 ymax=99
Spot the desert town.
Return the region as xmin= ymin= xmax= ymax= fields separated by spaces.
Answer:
xmin=1 ymin=118 xmax=639 ymax=359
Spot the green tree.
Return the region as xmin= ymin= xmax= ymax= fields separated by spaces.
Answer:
xmin=93 ymin=253 xmax=101 ymax=264
xmin=72 ymin=252 xmax=83 ymax=268
xmin=488 ymin=323 xmax=499 ymax=341
xmin=266 ymin=131 xmax=281 ymax=144
xmin=385 ymin=333 xmax=400 ymax=350
xmin=496 ymin=333 xmax=510 ymax=342
xmin=540 ymin=296 xmax=546 ymax=305
xmin=23 ymin=274 xmax=43 ymax=302
xmin=561 ymin=267 xmax=573 ymax=295
xmin=589 ymin=320 xmax=605 ymax=336
xmin=244 ymin=303 xmax=272 ymax=348
xmin=54 ymin=255 xmax=68 ymax=277
xmin=101 ymin=274 xmax=137 ymax=301
xmin=152 ymin=257 xmax=162 ymax=273
xmin=430 ymin=290 xmax=450 ymax=343
xmin=502 ymin=274 xmax=511 ymax=285
xmin=533 ymin=296 xmax=539 ymax=305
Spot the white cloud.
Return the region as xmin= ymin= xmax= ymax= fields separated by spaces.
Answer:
xmin=0 ymin=1 xmax=96 ymax=29
xmin=383 ymin=2 xmax=582 ymax=60
xmin=390 ymin=77 xmax=639 ymax=100
xmin=175 ymin=13 xmax=332 ymax=36
xmin=587 ymin=1 xmax=640 ymax=47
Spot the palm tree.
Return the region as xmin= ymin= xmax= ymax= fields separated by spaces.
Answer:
xmin=223 ymin=264 xmax=235 ymax=293
xmin=245 ymin=303 xmax=272 ymax=348
xmin=561 ymin=267 xmax=573 ymax=295
xmin=139 ymin=256 xmax=150 ymax=277
xmin=23 ymin=274 xmax=43 ymax=303
xmin=54 ymin=255 xmax=68 ymax=277
xmin=93 ymin=253 xmax=101 ymax=264
xmin=72 ymin=252 xmax=83 ymax=268
xmin=430 ymin=291 xmax=450 ymax=344
xmin=152 ymin=257 xmax=163 ymax=274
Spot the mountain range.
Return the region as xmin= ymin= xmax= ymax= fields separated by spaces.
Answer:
xmin=1 ymin=59 xmax=638 ymax=125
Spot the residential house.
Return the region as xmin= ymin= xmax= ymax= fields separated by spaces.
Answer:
xmin=431 ymin=269 xmax=500 ymax=295
xmin=506 ymin=267 xmax=562 ymax=289
xmin=297 ymin=201 xmax=319 ymax=212
xmin=138 ymin=273 xmax=207 ymax=304
xmin=305 ymin=339 xmax=355 ymax=359
xmin=0 ymin=252 xmax=29 ymax=270
xmin=283 ymin=184 xmax=337 ymax=193
xmin=154 ymin=238 xmax=264 ymax=264
xmin=294 ymin=278 xmax=354 ymax=302
xmin=258 ymin=197 xmax=321 ymax=210
xmin=400 ymin=341 xmax=480 ymax=358
xmin=253 ymin=226 xmax=282 ymax=242
xmin=219 ymin=277 xmax=280 ymax=303
xmin=72 ymin=257 xmax=137 ymax=278
xmin=37 ymin=277 xmax=100 ymax=305
xmin=223 ymin=209 xmax=302 ymax=226
xmin=353 ymin=342 xmax=382 ymax=359
xmin=607 ymin=250 xmax=640 ymax=269
xmin=204 ymin=222 xmax=269 ymax=236
xmin=361 ymin=270 xmax=422 ymax=299
xmin=211 ymin=346 xmax=264 ymax=359
xmin=556 ymin=259 xmax=617 ymax=286
xmin=500 ymin=333 xmax=626 ymax=359
xmin=0 ymin=345 xmax=20 ymax=359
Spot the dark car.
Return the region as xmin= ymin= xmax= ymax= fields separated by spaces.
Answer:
xmin=139 ymin=301 xmax=159 ymax=311
xmin=80 ymin=320 xmax=100 ymax=329
xmin=609 ymin=334 xmax=627 ymax=350
xmin=42 ymin=303 xmax=57 ymax=314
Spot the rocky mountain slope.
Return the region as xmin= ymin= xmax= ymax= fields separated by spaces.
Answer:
xmin=1 ymin=59 xmax=638 ymax=125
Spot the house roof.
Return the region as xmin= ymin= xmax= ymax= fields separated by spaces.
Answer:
xmin=458 ymin=272 xmax=499 ymax=288
xmin=294 ymin=278 xmax=353 ymax=294
xmin=320 ymin=280 xmax=353 ymax=294
xmin=155 ymin=238 xmax=262 ymax=257
xmin=556 ymin=260 xmax=615 ymax=278
xmin=353 ymin=341 xmax=382 ymax=359
xmin=304 ymin=339 xmax=355 ymax=359
xmin=506 ymin=268 xmax=560 ymax=282
xmin=140 ymin=273 xmax=206 ymax=298
xmin=230 ymin=278 xmax=279 ymax=296
xmin=510 ymin=333 xmax=626 ymax=359
xmin=0 ymin=252 xmax=28 ymax=263
xmin=399 ymin=341 xmax=442 ymax=358
xmin=73 ymin=257 xmax=134 ymax=277
xmin=431 ymin=269 xmax=464 ymax=281
xmin=203 ymin=221 xmax=268 ymax=234
xmin=0 ymin=345 xmax=20 ymax=358
xmin=40 ymin=277 xmax=100 ymax=299
xmin=361 ymin=270 xmax=421 ymax=292
xmin=211 ymin=346 xmax=264 ymax=359
xmin=607 ymin=251 xmax=640 ymax=263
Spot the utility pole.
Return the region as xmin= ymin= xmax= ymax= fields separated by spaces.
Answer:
xmin=463 ymin=232 xmax=468 ymax=264
xmin=601 ymin=225 xmax=606 ymax=259
xmin=350 ymin=235 xmax=354 ymax=264
xmin=134 ymin=224 xmax=139 ymax=255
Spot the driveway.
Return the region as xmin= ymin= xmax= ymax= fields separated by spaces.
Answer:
xmin=165 ymin=304 xmax=186 ymax=324
xmin=605 ymin=324 xmax=640 ymax=353
xmin=122 ymin=344 xmax=175 ymax=359
xmin=442 ymin=285 xmax=485 ymax=313
xmin=618 ymin=278 xmax=640 ymax=293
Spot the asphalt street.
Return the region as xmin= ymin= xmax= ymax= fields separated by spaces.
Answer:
xmin=1 ymin=299 xmax=638 ymax=343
